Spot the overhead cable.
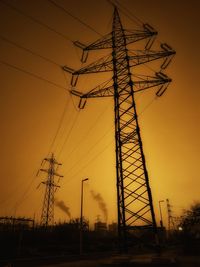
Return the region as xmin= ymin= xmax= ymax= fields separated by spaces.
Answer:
xmin=47 ymin=0 xmax=103 ymax=37
xmin=0 ymin=60 xmax=68 ymax=91
xmin=0 ymin=35 xmax=62 ymax=67
xmin=57 ymin=108 xmax=80 ymax=159
xmin=63 ymin=138 xmax=114 ymax=185
xmin=61 ymin=123 xmax=114 ymax=177
xmin=0 ymin=0 xmax=73 ymax=41
xmin=64 ymin=98 xmax=112 ymax=159
xmin=106 ymin=0 xmax=143 ymax=27
xmin=114 ymin=0 xmax=143 ymax=25
xmin=47 ymin=95 xmax=71 ymax=156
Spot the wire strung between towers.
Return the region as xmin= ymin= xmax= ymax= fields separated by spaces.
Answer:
xmin=0 ymin=0 xmax=73 ymax=41
xmin=57 ymin=109 xmax=81 ymax=159
xmin=106 ymin=0 xmax=143 ymax=27
xmin=0 ymin=60 xmax=68 ymax=91
xmin=47 ymin=96 xmax=71 ymax=156
xmin=47 ymin=0 xmax=103 ymax=37
xmin=1 ymin=0 xmax=160 ymax=191
xmin=0 ymin=34 xmax=62 ymax=67
xmin=62 ymin=138 xmax=115 ymax=185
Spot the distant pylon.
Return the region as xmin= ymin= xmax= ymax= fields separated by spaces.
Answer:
xmin=40 ymin=153 xmax=63 ymax=227
xmin=166 ymin=198 xmax=175 ymax=231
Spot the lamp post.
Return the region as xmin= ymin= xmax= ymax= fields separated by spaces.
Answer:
xmin=159 ymin=200 xmax=165 ymax=228
xmin=80 ymin=178 xmax=89 ymax=255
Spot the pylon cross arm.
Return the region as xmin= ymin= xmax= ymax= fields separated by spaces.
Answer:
xmin=129 ymin=48 xmax=175 ymax=69
xmin=70 ymin=72 xmax=171 ymax=106
xmin=76 ymin=24 xmax=157 ymax=53
xmin=64 ymin=46 xmax=174 ymax=80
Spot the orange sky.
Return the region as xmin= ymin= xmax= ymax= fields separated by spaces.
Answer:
xmin=0 ymin=0 xmax=200 ymax=228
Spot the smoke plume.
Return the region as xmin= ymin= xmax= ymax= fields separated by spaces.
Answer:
xmin=55 ymin=199 xmax=71 ymax=218
xmin=90 ymin=190 xmax=108 ymax=221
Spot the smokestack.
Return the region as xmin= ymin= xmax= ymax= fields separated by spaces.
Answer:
xmin=90 ymin=190 xmax=108 ymax=221
xmin=55 ymin=199 xmax=71 ymax=218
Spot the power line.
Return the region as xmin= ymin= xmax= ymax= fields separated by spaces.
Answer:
xmin=0 ymin=60 xmax=68 ymax=91
xmin=61 ymin=123 xmax=114 ymax=178
xmin=0 ymin=34 xmax=62 ymax=67
xmin=47 ymin=94 xmax=71 ymax=156
xmin=64 ymin=98 xmax=113 ymax=159
xmin=138 ymin=96 xmax=157 ymax=116
xmin=1 ymin=59 xmax=73 ymax=159
xmin=106 ymin=0 xmax=143 ymax=27
xmin=47 ymin=0 xmax=103 ymax=37
xmin=63 ymin=137 xmax=115 ymax=186
xmin=13 ymin=171 xmax=38 ymax=214
xmin=0 ymin=32 xmax=77 ymax=194
xmin=0 ymin=171 xmax=36 ymax=207
xmin=114 ymin=0 xmax=143 ymax=25
xmin=45 ymin=92 xmax=79 ymax=158
xmin=0 ymin=0 xmax=73 ymax=41
xmin=2 ymin=168 xmax=38 ymax=215
xmin=57 ymin=108 xmax=80 ymax=158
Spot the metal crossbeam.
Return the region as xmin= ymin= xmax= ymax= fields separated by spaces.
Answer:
xmin=66 ymin=47 xmax=174 ymax=77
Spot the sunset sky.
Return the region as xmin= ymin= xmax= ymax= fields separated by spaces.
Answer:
xmin=0 ymin=0 xmax=199 ymax=228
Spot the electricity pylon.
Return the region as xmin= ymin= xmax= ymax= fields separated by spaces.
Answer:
xmin=166 ymin=198 xmax=175 ymax=232
xmin=63 ymin=7 xmax=175 ymax=250
xmin=40 ymin=153 xmax=63 ymax=227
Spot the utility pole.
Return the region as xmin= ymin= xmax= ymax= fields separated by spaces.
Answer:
xmin=40 ymin=153 xmax=63 ymax=227
xmin=80 ymin=178 xmax=89 ymax=255
xmin=63 ymin=7 xmax=175 ymax=251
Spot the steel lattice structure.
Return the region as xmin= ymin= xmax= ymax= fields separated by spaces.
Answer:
xmin=63 ymin=7 xmax=175 ymax=250
xmin=40 ymin=153 xmax=63 ymax=227
xmin=166 ymin=198 xmax=175 ymax=231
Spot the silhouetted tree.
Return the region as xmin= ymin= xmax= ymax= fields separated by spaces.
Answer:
xmin=178 ymin=202 xmax=200 ymax=255
xmin=180 ymin=202 xmax=200 ymax=238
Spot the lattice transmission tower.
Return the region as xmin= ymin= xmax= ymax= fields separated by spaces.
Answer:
xmin=166 ymin=198 xmax=175 ymax=232
xmin=40 ymin=153 xmax=63 ymax=227
xmin=63 ymin=7 xmax=175 ymax=250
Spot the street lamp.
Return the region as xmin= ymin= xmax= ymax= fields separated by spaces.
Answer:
xmin=159 ymin=200 xmax=165 ymax=228
xmin=80 ymin=178 xmax=89 ymax=255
